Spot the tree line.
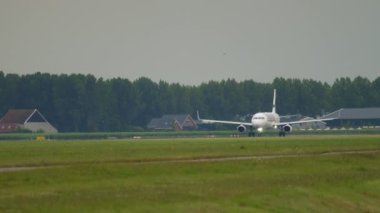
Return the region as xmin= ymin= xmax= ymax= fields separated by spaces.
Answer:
xmin=0 ymin=71 xmax=379 ymax=132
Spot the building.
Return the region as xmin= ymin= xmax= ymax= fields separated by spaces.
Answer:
xmin=322 ymin=108 xmax=380 ymax=128
xmin=0 ymin=109 xmax=58 ymax=133
xmin=147 ymin=114 xmax=198 ymax=131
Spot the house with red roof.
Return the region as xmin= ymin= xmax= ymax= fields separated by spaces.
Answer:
xmin=0 ymin=109 xmax=57 ymax=133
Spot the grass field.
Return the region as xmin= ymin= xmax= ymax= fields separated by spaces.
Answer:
xmin=0 ymin=136 xmax=380 ymax=212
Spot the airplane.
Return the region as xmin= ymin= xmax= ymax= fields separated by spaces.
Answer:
xmin=197 ymin=89 xmax=334 ymax=136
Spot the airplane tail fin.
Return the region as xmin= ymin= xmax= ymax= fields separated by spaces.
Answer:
xmin=272 ymin=89 xmax=276 ymax=113
xmin=196 ymin=110 xmax=201 ymax=120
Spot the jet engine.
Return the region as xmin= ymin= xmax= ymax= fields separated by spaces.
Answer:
xmin=282 ymin=124 xmax=292 ymax=132
xmin=237 ymin=124 xmax=246 ymax=133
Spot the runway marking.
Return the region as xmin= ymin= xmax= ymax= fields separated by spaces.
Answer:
xmin=0 ymin=166 xmax=40 ymax=173
xmin=1 ymin=149 xmax=379 ymax=173
xmin=152 ymin=149 xmax=380 ymax=164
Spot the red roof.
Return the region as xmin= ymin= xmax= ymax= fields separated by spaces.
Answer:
xmin=0 ymin=109 xmax=37 ymax=124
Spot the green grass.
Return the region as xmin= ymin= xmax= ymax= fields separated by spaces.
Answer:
xmin=0 ymin=136 xmax=380 ymax=212
xmin=0 ymin=136 xmax=379 ymax=167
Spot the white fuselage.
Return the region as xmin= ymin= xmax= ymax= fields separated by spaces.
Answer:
xmin=251 ymin=112 xmax=280 ymax=129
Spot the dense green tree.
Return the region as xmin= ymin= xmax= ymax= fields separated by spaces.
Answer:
xmin=133 ymin=77 xmax=161 ymax=126
xmin=373 ymin=77 xmax=380 ymax=106
xmin=1 ymin=73 xmax=20 ymax=113
xmin=0 ymin=71 xmax=7 ymax=114
xmin=199 ymin=81 xmax=226 ymax=119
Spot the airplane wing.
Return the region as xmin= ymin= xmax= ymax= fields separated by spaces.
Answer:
xmin=199 ymin=118 xmax=252 ymax=126
xmin=275 ymin=118 xmax=335 ymax=126
xmin=197 ymin=111 xmax=252 ymax=126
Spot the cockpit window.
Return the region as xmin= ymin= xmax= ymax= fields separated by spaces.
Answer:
xmin=254 ymin=117 xmax=265 ymax=120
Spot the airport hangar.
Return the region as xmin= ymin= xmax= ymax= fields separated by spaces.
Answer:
xmin=322 ymin=107 xmax=380 ymax=128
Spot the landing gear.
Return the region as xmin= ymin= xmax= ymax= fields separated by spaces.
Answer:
xmin=248 ymin=126 xmax=256 ymax=137
xmin=279 ymin=131 xmax=286 ymax=137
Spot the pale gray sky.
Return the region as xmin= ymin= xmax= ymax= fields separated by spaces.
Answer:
xmin=1 ymin=0 xmax=379 ymax=85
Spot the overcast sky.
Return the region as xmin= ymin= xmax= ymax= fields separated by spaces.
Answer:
xmin=1 ymin=0 xmax=379 ymax=85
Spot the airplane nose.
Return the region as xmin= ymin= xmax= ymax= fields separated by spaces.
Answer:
xmin=252 ymin=113 xmax=267 ymax=128
xmin=252 ymin=119 xmax=263 ymax=128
